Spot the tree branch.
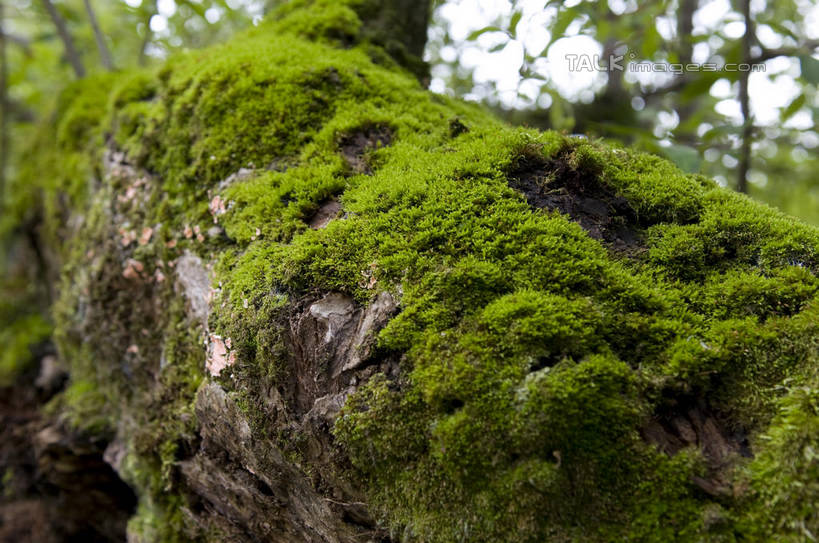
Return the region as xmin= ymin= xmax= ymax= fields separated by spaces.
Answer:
xmin=750 ymin=39 xmax=819 ymax=63
xmin=83 ymin=0 xmax=113 ymax=71
xmin=2 ymin=31 xmax=32 ymax=56
xmin=640 ymin=39 xmax=819 ymax=104
xmin=736 ymin=0 xmax=754 ymax=193
xmin=0 ymin=1 xmax=7 ymax=203
xmin=40 ymin=0 xmax=85 ymax=78
xmin=138 ymin=1 xmax=156 ymax=66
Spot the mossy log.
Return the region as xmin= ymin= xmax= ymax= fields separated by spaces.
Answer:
xmin=3 ymin=1 xmax=819 ymax=541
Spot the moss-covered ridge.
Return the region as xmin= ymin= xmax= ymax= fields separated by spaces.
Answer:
xmin=6 ymin=0 xmax=819 ymax=540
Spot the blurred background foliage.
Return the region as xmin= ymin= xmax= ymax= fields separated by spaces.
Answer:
xmin=1 ymin=0 xmax=818 ymax=221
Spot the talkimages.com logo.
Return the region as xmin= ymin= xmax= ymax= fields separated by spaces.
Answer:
xmin=565 ymin=51 xmax=766 ymax=74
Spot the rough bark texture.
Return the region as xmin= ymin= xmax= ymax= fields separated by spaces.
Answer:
xmin=3 ymin=1 xmax=819 ymax=542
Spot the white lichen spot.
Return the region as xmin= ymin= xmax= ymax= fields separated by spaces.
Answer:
xmin=176 ymin=252 xmax=210 ymax=324
xmin=206 ymin=333 xmax=236 ymax=376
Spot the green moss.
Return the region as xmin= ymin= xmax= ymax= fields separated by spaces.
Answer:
xmin=10 ymin=1 xmax=819 ymax=541
xmin=58 ymin=377 xmax=113 ymax=436
xmin=739 ymin=379 xmax=819 ymax=541
xmin=0 ymin=314 xmax=51 ymax=386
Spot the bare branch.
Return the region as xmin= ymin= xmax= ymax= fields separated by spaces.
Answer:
xmin=83 ymin=0 xmax=114 ymax=71
xmin=736 ymin=0 xmax=754 ymax=193
xmin=0 ymin=1 xmax=7 ymax=201
xmin=750 ymin=39 xmax=819 ymax=63
xmin=138 ymin=1 xmax=156 ymax=66
xmin=40 ymin=0 xmax=85 ymax=78
xmin=2 ymin=31 xmax=32 ymax=55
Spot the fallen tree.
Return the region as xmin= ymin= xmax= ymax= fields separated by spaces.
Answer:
xmin=2 ymin=1 xmax=819 ymax=541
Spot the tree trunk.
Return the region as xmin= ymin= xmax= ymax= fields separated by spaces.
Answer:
xmin=2 ymin=1 xmax=819 ymax=542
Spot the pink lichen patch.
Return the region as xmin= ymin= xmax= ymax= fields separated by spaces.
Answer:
xmin=184 ymin=224 xmax=194 ymax=239
xmin=138 ymin=227 xmax=154 ymax=246
xmin=119 ymin=228 xmax=137 ymax=247
xmin=209 ymin=195 xmax=227 ymax=224
xmin=166 ymin=239 xmax=178 ymax=249
xmin=117 ymin=186 xmax=138 ymax=205
xmin=206 ymin=334 xmax=236 ymax=377
xmin=122 ymin=259 xmax=145 ymax=280
xmin=359 ymin=261 xmax=378 ymax=290
xmin=126 ymin=344 xmax=139 ymax=354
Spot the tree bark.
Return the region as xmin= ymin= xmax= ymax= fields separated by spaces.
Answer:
xmin=5 ymin=2 xmax=819 ymax=543
xmin=354 ymin=0 xmax=433 ymax=79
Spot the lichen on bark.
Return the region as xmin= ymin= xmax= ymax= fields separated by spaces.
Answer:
xmin=3 ymin=0 xmax=819 ymax=542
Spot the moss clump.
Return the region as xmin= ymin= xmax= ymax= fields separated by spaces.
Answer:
xmin=740 ymin=379 xmax=819 ymax=541
xmin=0 ymin=313 xmax=51 ymax=386
xmin=7 ymin=1 xmax=819 ymax=541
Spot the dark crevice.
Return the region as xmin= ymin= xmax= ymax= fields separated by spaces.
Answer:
xmin=441 ymin=397 xmax=464 ymax=414
xmin=529 ymin=355 xmax=558 ymax=373
xmin=307 ymin=198 xmax=343 ymax=230
xmin=507 ymin=150 xmax=643 ymax=252
xmin=449 ymin=118 xmax=469 ymax=138
xmin=0 ymin=361 xmax=137 ymax=542
xmin=641 ymin=394 xmax=752 ymax=497
xmin=339 ymin=125 xmax=393 ymax=175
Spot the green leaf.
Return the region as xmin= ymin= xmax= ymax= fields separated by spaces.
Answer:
xmin=509 ymin=10 xmax=523 ymax=38
xmin=799 ymin=55 xmax=819 ymax=85
xmin=781 ymin=94 xmax=806 ymax=122
xmin=680 ymin=72 xmax=723 ymax=100
xmin=641 ymin=19 xmax=660 ymax=58
xmin=467 ymin=26 xmax=504 ymax=41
